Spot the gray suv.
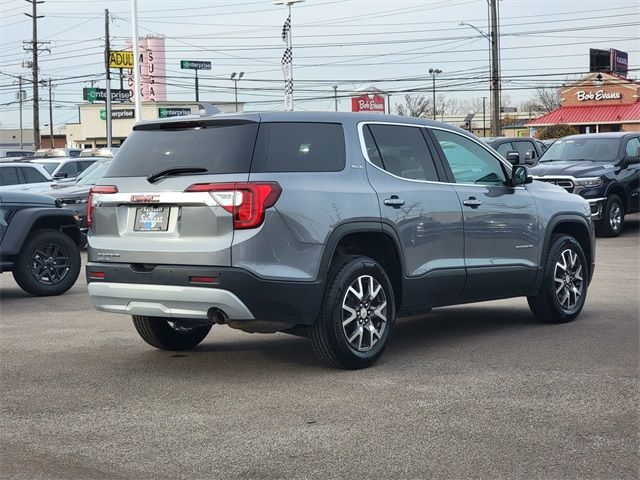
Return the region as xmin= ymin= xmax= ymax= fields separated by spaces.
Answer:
xmin=86 ymin=112 xmax=595 ymax=369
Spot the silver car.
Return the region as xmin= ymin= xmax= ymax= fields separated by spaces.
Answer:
xmin=86 ymin=112 xmax=595 ymax=368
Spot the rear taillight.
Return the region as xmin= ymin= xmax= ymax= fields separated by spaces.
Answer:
xmin=184 ymin=182 xmax=281 ymax=230
xmin=87 ymin=185 xmax=118 ymax=228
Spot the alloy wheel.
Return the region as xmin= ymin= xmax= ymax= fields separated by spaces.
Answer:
xmin=553 ymin=248 xmax=584 ymax=311
xmin=30 ymin=243 xmax=70 ymax=285
xmin=341 ymin=275 xmax=388 ymax=352
xmin=609 ymin=202 xmax=622 ymax=232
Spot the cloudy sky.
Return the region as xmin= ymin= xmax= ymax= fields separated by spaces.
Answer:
xmin=1 ymin=0 xmax=639 ymax=129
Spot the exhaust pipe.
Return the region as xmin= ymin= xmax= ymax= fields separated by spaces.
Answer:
xmin=207 ymin=308 xmax=228 ymax=325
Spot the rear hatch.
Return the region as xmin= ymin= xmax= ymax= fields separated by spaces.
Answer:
xmin=88 ymin=117 xmax=260 ymax=266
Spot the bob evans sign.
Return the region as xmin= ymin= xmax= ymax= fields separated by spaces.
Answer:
xmin=351 ymin=94 xmax=385 ymax=113
xmin=575 ymin=90 xmax=622 ymax=102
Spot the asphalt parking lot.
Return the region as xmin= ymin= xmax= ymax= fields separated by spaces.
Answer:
xmin=1 ymin=215 xmax=638 ymax=479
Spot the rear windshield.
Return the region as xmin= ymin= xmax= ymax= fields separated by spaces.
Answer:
xmin=106 ymin=121 xmax=259 ymax=177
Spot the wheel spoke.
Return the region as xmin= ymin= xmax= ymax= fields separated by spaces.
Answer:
xmin=373 ymin=301 xmax=387 ymax=322
xmin=342 ymin=305 xmax=357 ymax=326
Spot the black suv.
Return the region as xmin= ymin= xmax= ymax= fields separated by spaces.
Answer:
xmin=530 ymin=132 xmax=640 ymax=236
xmin=0 ymin=191 xmax=82 ymax=295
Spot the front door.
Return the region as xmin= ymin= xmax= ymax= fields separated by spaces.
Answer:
xmin=361 ymin=123 xmax=465 ymax=309
xmin=429 ymin=128 xmax=540 ymax=301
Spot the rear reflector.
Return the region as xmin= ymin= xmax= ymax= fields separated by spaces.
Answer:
xmin=89 ymin=271 xmax=106 ymax=279
xmin=184 ymin=182 xmax=281 ymax=230
xmin=189 ymin=276 xmax=217 ymax=284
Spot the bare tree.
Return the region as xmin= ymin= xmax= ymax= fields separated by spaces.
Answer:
xmin=395 ymin=94 xmax=432 ymax=118
xmin=529 ymin=87 xmax=561 ymax=113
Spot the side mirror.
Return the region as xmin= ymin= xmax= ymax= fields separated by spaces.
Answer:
xmin=505 ymin=151 xmax=521 ymax=165
xmin=624 ymin=156 xmax=640 ymax=165
xmin=511 ymin=165 xmax=532 ymax=186
xmin=53 ymin=172 xmax=68 ymax=179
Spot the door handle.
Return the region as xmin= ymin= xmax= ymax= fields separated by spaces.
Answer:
xmin=462 ymin=197 xmax=482 ymax=208
xmin=384 ymin=195 xmax=405 ymax=208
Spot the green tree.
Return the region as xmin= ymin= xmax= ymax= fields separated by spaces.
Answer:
xmin=536 ymin=124 xmax=578 ymax=140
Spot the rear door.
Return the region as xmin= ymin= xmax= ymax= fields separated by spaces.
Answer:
xmin=429 ymin=128 xmax=539 ymax=301
xmin=88 ymin=118 xmax=260 ymax=267
xmin=361 ymin=122 xmax=465 ymax=307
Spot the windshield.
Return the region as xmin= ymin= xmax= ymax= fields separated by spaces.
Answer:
xmin=76 ymin=162 xmax=110 ymax=185
xmin=33 ymin=161 xmax=61 ymax=174
xmin=539 ymin=137 xmax=620 ymax=162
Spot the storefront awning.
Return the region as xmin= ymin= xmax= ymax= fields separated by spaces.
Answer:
xmin=526 ymin=102 xmax=640 ymax=126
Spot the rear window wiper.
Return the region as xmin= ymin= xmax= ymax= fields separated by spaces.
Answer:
xmin=147 ymin=166 xmax=208 ymax=183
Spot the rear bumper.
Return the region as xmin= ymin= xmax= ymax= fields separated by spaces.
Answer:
xmin=86 ymin=263 xmax=324 ymax=325
xmin=88 ymin=282 xmax=254 ymax=320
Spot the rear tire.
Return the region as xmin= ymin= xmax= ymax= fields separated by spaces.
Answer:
xmin=309 ymin=255 xmax=396 ymax=369
xmin=12 ymin=228 xmax=81 ymax=296
xmin=132 ymin=316 xmax=212 ymax=350
xmin=596 ymin=194 xmax=624 ymax=237
xmin=527 ymin=234 xmax=588 ymax=324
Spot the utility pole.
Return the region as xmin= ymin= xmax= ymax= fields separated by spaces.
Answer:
xmin=429 ymin=68 xmax=442 ymax=121
xmin=47 ymin=79 xmax=53 ymax=147
xmin=482 ymin=96 xmax=486 ymax=137
xmin=24 ymin=0 xmax=49 ymax=150
xmin=489 ymin=0 xmax=501 ymax=136
xmin=105 ymin=8 xmax=112 ymax=148
xmin=333 ymin=85 xmax=338 ymax=111
xmin=18 ymin=76 xmax=24 ymax=149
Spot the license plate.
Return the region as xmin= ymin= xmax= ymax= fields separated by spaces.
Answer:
xmin=134 ymin=207 xmax=169 ymax=231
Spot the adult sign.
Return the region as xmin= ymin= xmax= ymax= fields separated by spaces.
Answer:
xmin=84 ymin=87 xmax=130 ymax=103
xmin=351 ymin=94 xmax=385 ymax=114
xmin=180 ymin=60 xmax=211 ymax=70
xmin=158 ymin=107 xmax=193 ymax=118
xmin=100 ymin=109 xmax=135 ymax=120
xmin=108 ymin=50 xmax=134 ymax=69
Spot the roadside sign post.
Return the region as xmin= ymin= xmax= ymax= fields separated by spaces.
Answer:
xmin=104 ymin=9 xmax=112 ymax=148
xmin=180 ymin=60 xmax=212 ymax=102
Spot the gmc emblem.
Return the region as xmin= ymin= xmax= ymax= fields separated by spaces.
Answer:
xmin=130 ymin=194 xmax=160 ymax=203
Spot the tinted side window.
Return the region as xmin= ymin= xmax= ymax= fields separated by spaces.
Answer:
xmin=496 ymin=142 xmax=513 ymax=156
xmin=78 ymin=160 xmax=95 ymax=172
xmin=0 ymin=167 xmax=20 ymax=186
xmin=626 ymin=137 xmax=640 ymax=157
xmin=58 ymin=162 xmax=79 ymax=177
xmin=22 ymin=166 xmax=49 ymax=183
xmin=367 ymin=124 xmax=439 ymax=181
xmin=253 ymin=123 xmax=345 ymax=172
xmin=515 ymin=140 xmax=537 ymax=159
xmin=362 ymin=126 xmax=384 ymax=169
xmin=433 ymin=130 xmax=507 ymax=185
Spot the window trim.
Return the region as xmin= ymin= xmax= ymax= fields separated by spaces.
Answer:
xmin=357 ymin=121 xmax=519 ymax=188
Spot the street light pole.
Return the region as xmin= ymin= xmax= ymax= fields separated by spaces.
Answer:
xmin=429 ymin=68 xmax=442 ymax=121
xmin=130 ymin=0 xmax=142 ymax=121
xmin=231 ymin=72 xmax=244 ymax=112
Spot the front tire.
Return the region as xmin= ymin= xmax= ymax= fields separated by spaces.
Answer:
xmin=309 ymin=256 xmax=396 ymax=369
xmin=527 ymin=234 xmax=588 ymax=324
xmin=132 ymin=316 xmax=212 ymax=351
xmin=12 ymin=228 xmax=81 ymax=296
xmin=596 ymin=194 xmax=624 ymax=237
